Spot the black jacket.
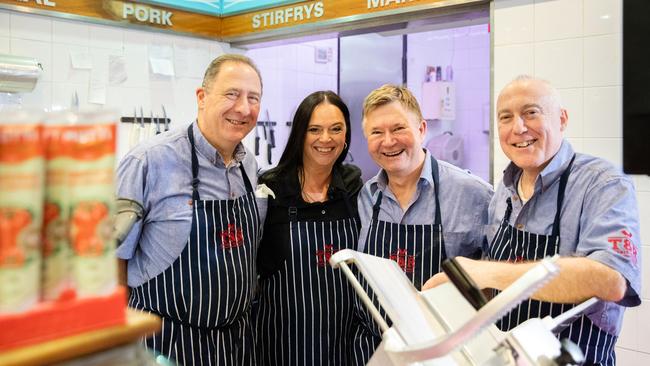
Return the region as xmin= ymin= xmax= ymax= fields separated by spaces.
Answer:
xmin=257 ymin=164 xmax=363 ymax=279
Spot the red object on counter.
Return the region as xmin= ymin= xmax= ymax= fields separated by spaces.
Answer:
xmin=0 ymin=287 xmax=126 ymax=351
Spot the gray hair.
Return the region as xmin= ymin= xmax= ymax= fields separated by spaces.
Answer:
xmin=201 ymin=54 xmax=263 ymax=92
xmin=503 ymin=75 xmax=563 ymax=107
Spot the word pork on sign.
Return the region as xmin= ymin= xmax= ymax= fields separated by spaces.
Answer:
xmin=122 ymin=3 xmax=173 ymax=26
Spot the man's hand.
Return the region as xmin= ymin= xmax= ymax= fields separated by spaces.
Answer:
xmin=422 ymin=272 xmax=449 ymax=290
xmin=422 ymin=257 xmax=482 ymax=290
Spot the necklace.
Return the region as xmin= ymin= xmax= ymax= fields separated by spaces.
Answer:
xmin=302 ymin=181 xmax=330 ymax=203
xmin=302 ymin=190 xmax=326 ymax=203
xmin=299 ymin=170 xmax=330 ymax=203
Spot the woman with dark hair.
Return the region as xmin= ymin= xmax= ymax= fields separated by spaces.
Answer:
xmin=253 ymin=91 xmax=362 ymax=365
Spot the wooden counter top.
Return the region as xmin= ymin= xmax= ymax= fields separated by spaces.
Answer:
xmin=0 ymin=309 xmax=161 ymax=366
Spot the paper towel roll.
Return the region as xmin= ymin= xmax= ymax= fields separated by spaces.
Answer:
xmin=426 ymin=132 xmax=464 ymax=167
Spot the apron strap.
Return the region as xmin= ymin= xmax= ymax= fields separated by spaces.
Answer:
xmin=187 ymin=124 xmax=201 ymax=202
xmin=239 ymin=165 xmax=254 ymax=193
xmin=288 ymin=206 xmax=298 ymax=222
xmin=503 ymin=197 xmax=513 ymax=224
xmin=342 ymin=192 xmax=357 ymax=220
xmin=371 ymin=191 xmax=383 ymax=221
xmin=430 ymin=156 xmax=442 ymax=226
xmin=551 ymin=154 xmax=576 ymax=237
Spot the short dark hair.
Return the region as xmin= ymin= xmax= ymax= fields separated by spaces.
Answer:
xmin=201 ymin=54 xmax=263 ymax=92
xmin=263 ymin=91 xmax=351 ymax=182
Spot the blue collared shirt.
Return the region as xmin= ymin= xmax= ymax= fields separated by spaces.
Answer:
xmin=487 ymin=140 xmax=642 ymax=334
xmin=116 ymin=120 xmax=263 ymax=287
xmin=357 ymin=150 xmax=494 ymax=258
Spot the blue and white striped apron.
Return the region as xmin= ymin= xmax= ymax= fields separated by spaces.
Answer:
xmin=128 ymin=124 xmax=260 ymax=365
xmin=352 ymin=157 xmax=447 ymax=365
xmin=254 ymin=197 xmax=360 ymax=365
xmin=488 ymin=155 xmax=617 ymax=366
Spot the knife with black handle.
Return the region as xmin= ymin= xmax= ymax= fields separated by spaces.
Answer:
xmin=254 ymin=123 xmax=260 ymax=156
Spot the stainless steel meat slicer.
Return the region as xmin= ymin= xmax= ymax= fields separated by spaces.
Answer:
xmin=329 ymin=250 xmax=596 ymax=366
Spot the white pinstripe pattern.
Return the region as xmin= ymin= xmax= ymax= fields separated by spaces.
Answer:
xmin=128 ymin=188 xmax=260 ymax=365
xmin=254 ymin=217 xmax=360 ymax=365
xmin=352 ymin=216 xmax=445 ymax=365
xmin=489 ymin=207 xmax=617 ymax=365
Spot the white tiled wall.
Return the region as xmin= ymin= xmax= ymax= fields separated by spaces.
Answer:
xmin=245 ymin=38 xmax=338 ymax=171
xmin=494 ymin=0 xmax=649 ymax=364
xmin=407 ymin=24 xmax=491 ymax=182
xmin=247 ymin=29 xmax=490 ymax=179
xmin=0 ymin=9 xmax=230 ymax=160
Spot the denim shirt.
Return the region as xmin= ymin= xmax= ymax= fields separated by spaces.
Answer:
xmin=357 ymin=150 xmax=494 ymax=258
xmin=116 ymin=120 xmax=262 ymax=287
xmin=488 ymin=140 xmax=642 ymax=335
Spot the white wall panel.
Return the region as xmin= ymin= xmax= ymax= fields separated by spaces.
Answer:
xmin=582 ymin=137 xmax=621 ymax=166
xmin=583 ymin=86 xmax=622 ymax=138
xmin=0 ymin=12 xmax=10 ymax=36
xmin=494 ymin=43 xmax=534 ymax=92
xmin=10 ymin=13 xmax=51 ymax=42
xmin=0 ymin=36 xmax=10 ymax=54
xmin=584 ymin=33 xmax=622 ymax=87
xmin=557 ymin=88 xmax=583 ymax=138
xmin=89 ymin=24 xmax=123 ymax=50
xmin=51 ymin=44 xmax=90 ymax=84
xmin=534 ymin=0 xmax=582 ymax=41
xmin=584 ymin=0 xmax=622 ymax=36
xmin=52 ymin=19 xmax=89 ymax=46
xmin=534 ymin=39 xmax=583 ymax=88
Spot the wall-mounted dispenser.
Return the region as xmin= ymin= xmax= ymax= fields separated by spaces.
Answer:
xmin=0 ymin=54 xmax=43 ymax=93
xmin=421 ymin=81 xmax=455 ymax=120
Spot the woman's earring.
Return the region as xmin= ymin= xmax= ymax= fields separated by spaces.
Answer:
xmin=344 ymin=142 xmax=348 ymax=149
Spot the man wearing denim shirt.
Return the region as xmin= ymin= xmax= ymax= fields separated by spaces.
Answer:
xmin=425 ymin=76 xmax=641 ymax=366
xmin=351 ymin=84 xmax=494 ymax=365
xmin=116 ymin=54 xmax=265 ymax=365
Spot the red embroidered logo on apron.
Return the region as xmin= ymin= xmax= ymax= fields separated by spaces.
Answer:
xmin=390 ymin=249 xmax=416 ymax=274
xmin=220 ymin=224 xmax=244 ymax=250
xmin=608 ymin=229 xmax=638 ymax=266
xmin=315 ymin=244 xmax=336 ymax=267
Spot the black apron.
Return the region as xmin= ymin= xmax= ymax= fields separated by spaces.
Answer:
xmin=254 ymin=195 xmax=360 ymax=365
xmin=352 ymin=157 xmax=447 ymax=365
xmin=128 ymin=124 xmax=261 ymax=365
xmin=488 ymin=155 xmax=617 ymax=366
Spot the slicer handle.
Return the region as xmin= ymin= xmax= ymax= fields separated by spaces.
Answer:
xmin=441 ymin=257 xmax=488 ymax=310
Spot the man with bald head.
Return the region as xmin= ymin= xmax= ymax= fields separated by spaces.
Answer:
xmin=424 ymin=76 xmax=641 ymax=365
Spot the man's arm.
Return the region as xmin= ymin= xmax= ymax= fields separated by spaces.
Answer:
xmin=117 ymin=258 xmax=130 ymax=298
xmin=114 ymin=154 xmax=148 ymax=297
xmin=423 ymin=256 xmax=626 ymax=303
